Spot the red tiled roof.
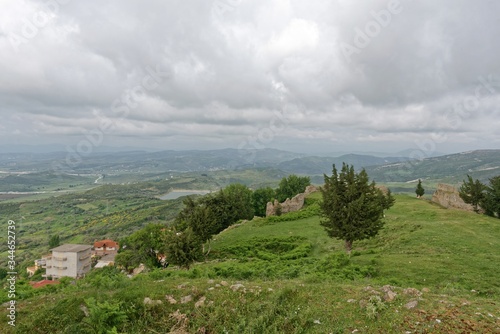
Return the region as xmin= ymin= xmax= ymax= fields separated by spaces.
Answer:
xmin=30 ymin=280 xmax=60 ymax=289
xmin=94 ymin=239 xmax=119 ymax=248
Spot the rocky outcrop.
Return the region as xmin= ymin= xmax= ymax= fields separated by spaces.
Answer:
xmin=431 ymin=183 xmax=474 ymax=212
xmin=266 ymin=193 xmax=305 ymax=217
xmin=304 ymin=185 xmax=318 ymax=195
xmin=266 ymin=185 xmax=320 ymax=217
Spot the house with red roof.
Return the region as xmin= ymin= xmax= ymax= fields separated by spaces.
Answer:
xmin=93 ymin=239 xmax=119 ymax=256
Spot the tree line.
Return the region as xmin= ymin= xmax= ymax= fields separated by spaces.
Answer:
xmin=459 ymin=175 xmax=500 ymax=217
xmin=116 ymin=174 xmax=311 ymax=270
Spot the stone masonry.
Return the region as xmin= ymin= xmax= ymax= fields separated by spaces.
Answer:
xmin=431 ymin=183 xmax=475 ymax=212
xmin=266 ymin=185 xmax=319 ymax=217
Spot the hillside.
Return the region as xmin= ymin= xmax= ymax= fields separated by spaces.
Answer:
xmin=1 ymin=195 xmax=499 ymax=333
xmin=277 ymin=154 xmax=406 ymax=175
xmin=365 ymin=149 xmax=500 ymax=183
xmin=0 ymin=168 xmax=287 ymax=269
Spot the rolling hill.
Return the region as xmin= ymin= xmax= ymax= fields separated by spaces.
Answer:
xmin=365 ymin=149 xmax=500 ymax=183
xmin=1 ymin=194 xmax=499 ymax=333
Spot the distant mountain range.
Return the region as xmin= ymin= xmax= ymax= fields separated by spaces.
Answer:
xmin=364 ymin=149 xmax=500 ymax=183
xmin=0 ymin=148 xmax=499 ymax=184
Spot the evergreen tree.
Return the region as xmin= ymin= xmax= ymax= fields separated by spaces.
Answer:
xmin=459 ymin=175 xmax=486 ymax=213
xmin=320 ymin=163 xmax=394 ymax=254
xmin=482 ymin=176 xmax=500 ymax=218
xmin=415 ymin=179 xmax=425 ymax=198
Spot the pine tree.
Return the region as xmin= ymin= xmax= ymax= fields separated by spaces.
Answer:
xmin=459 ymin=175 xmax=486 ymax=213
xmin=415 ymin=179 xmax=425 ymax=198
xmin=320 ymin=163 xmax=394 ymax=254
xmin=482 ymin=176 xmax=500 ymax=218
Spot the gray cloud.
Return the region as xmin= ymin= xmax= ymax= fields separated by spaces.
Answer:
xmin=0 ymin=0 xmax=499 ymax=154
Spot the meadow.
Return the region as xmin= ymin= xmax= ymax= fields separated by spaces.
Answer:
xmin=1 ymin=194 xmax=499 ymax=333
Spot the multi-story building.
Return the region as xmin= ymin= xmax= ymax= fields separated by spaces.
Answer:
xmin=45 ymin=244 xmax=92 ymax=279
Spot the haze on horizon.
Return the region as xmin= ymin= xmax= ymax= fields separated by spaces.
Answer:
xmin=0 ymin=0 xmax=499 ymax=156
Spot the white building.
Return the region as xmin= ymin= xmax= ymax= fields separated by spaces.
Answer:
xmin=45 ymin=244 xmax=92 ymax=279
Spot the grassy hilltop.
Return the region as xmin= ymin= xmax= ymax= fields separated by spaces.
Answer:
xmin=1 ymin=194 xmax=499 ymax=333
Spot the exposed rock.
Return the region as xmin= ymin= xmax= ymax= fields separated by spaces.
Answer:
xmin=432 ymin=183 xmax=475 ymax=212
xmin=266 ymin=193 xmax=305 ymax=217
xmin=230 ymin=283 xmax=245 ymax=291
xmin=195 ymin=296 xmax=206 ymax=308
xmin=347 ymin=299 xmax=356 ymax=303
xmin=132 ymin=263 xmax=146 ymax=276
xmin=305 ymin=185 xmax=318 ymax=195
xmin=144 ymin=297 xmax=163 ymax=305
xmin=180 ymin=295 xmax=193 ymax=304
xmin=403 ymin=288 xmax=421 ymax=296
xmin=422 ymin=288 xmax=430 ymax=293
xmin=384 ymin=290 xmax=397 ymax=302
xmin=381 ymin=285 xmax=395 ymax=293
xmin=169 ymin=310 xmax=189 ymax=334
xmin=80 ymin=304 xmax=89 ymax=317
xmin=166 ymin=295 xmax=178 ymax=304
xmin=405 ymin=300 xmax=419 ymax=309
xmin=220 ymin=281 xmax=229 ymax=287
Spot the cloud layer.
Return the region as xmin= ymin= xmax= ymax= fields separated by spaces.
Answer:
xmin=1 ymin=0 xmax=499 ymax=154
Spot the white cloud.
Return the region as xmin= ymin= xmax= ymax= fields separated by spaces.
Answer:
xmin=0 ymin=0 xmax=499 ymax=154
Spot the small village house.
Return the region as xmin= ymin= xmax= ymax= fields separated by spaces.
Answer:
xmin=93 ymin=239 xmax=119 ymax=256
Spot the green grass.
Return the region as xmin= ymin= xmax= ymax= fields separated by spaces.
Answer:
xmin=1 ymin=194 xmax=499 ymax=333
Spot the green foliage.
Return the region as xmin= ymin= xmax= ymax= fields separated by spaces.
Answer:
xmin=215 ymin=236 xmax=311 ymax=260
xmin=3 ymin=194 xmax=500 ymax=333
xmin=223 ymin=183 xmax=254 ymax=220
xmin=252 ymin=187 xmax=275 ymax=217
xmin=165 ymin=227 xmax=202 ymax=269
xmin=265 ymin=203 xmax=320 ymax=223
xmin=415 ymin=179 xmax=425 ymax=197
xmin=314 ymin=253 xmax=378 ymax=280
xmin=82 ymin=297 xmax=128 ymax=334
xmin=275 ymin=174 xmax=311 ymax=202
xmin=365 ymin=295 xmax=387 ymax=319
xmin=115 ymin=224 xmax=168 ymax=271
xmin=482 ymin=176 xmax=500 ymax=218
xmin=459 ymin=175 xmax=486 ymax=213
xmin=175 ymin=184 xmax=254 ymax=242
xmin=320 ymin=163 xmax=394 ymax=253
xmin=48 ymin=234 xmax=60 ymax=248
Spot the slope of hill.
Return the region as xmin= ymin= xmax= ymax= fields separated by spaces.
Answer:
xmin=365 ymin=149 xmax=500 ymax=183
xmin=0 ymin=168 xmax=286 ymax=268
xmin=1 ymin=195 xmax=499 ymax=333
xmin=277 ymin=154 xmax=406 ymax=174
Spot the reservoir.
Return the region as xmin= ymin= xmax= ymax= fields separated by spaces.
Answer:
xmin=159 ymin=190 xmax=211 ymax=200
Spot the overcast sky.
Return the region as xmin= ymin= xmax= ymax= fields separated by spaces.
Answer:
xmin=0 ymin=0 xmax=499 ymax=156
